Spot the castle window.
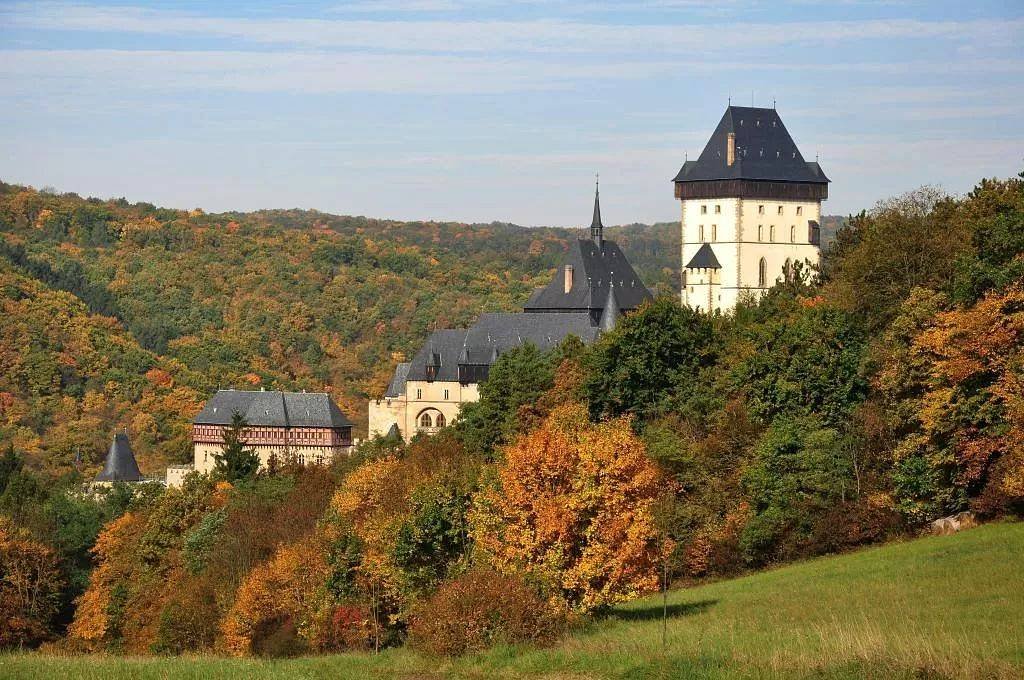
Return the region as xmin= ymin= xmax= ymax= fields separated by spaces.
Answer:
xmin=790 ymin=225 xmax=796 ymax=242
xmin=436 ymin=413 xmax=446 ymax=428
xmin=714 ymin=205 xmax=721 ymax=214
xmin=777 ymin=206 xmax=784 ymax=215
xmin=711 ymin=224 xmax=717 ymax=241
xmin=758 ymin=258 xmax=767 ymax=287
xmin=758 ymin=205 xmax=765 ymax=215
xmin=758 ymin=225 xmax=763 ymax=241
xmin=699 ymin=225 xmax=705 ymax=242
xmin=416 ymin=388 xmax=422 ymax=400
xmin=443 ymin=389 xmax=449 ymax=400
xmin=298 ymin=453 xmax=305 ymax=465
xmin=796 ymin=206 xmax=803 ymax=216
xmin=701 ymin=205 xmax=707 ymax=214
xmin=770 ymin=226 xmax=776 ymax=242
xmin=420 ymin=412 xmax=432 ymax=428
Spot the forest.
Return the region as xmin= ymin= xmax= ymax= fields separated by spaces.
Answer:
xmin=0 ymin=171 xmax=1021 ymax=658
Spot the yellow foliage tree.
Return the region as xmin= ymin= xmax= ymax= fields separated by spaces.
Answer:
xmin=472 ymin=403 xmax=666 ymax=613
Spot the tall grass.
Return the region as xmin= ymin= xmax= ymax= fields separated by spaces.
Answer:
xmin=3 ymin=521 xmax=1022 ymax=679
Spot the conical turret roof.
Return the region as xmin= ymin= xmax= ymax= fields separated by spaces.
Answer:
xmin=599 ymin=284 xmax=621 ymax=332
xmin=95 ymin=432 xmax=144 ymax=482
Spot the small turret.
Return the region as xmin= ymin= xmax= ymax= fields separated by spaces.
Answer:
xmin=95 ymin=432 xmax=144 ymax=482
xmin=599 ymin=283 xmax=620 ymax=332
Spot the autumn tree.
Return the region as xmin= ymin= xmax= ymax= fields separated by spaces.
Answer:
xmin=472 ymin=403 xmax=665 ymax=613
xmin=0 ymin=516 xmax=64 ymax=648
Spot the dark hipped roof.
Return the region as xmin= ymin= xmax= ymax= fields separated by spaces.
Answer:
xmin=193 ymin=390 xmax=353 ymax=428
xmin=673 ymin=106 xmax=829 ymax=185
xmin=685 ymin=243 xmax=722 ymax=269
xmin=384 ymin=362 xmax=411 ymax=398
xmin=95 ymin=433 xmax=144 ymax=482
xmin=524 ymin=238 xmax=652 ymax=314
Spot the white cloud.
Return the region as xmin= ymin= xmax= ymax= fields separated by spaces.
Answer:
xmin=4 ymin=3 xmax=1022 ymax=54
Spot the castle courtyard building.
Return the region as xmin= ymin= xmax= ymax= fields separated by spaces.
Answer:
xmin=189 ymin=389 xmax=354 ymax=477
xmin=674 ymin=105 xmax=829 ymax=313
xmin=369 ymin=185 xmax=653 ymax=441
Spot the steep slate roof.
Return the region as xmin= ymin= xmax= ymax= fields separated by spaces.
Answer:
xmin=96 ymin=433 xmax=144 ymax=482
xmin=193 ymin=390 xmax=353 ymax=428
xmin=404 ymin=314 xmax=600 ymax=383
xmin=405 ymin=329 xmax=468 ymax=382
xmin=685 ymin=243 xmax=722 ymax=269
xmin=463 ymin=312 xmax=600 ymax=361
xmin=673 ymin=106 xmax=829 ymax=185
xmin=523 ymin=238 xmax=652 ymax=314
xmin=384 ymin=362 xmax=411 ymax=398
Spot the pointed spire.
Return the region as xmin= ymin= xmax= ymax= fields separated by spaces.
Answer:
xmin=599 ymin=283 xmax=620 ymax=332
xmin=590 ymin=174 xmax=603 ymax=246
xmin=95 ymin=432 xmax=144 ymax=482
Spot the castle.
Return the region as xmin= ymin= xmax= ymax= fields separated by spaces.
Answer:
xmin=368 ymin=184 xmax=653 ymax=441
xmin=150 ymin=104 xmax=826 ymax=471
xmin=674 ymin=106 xmax=828 ymax=313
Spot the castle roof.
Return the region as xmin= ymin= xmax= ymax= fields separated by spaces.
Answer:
xmin=403 ymin=313 xmax=599 ymax=383
xmin=523 ymin=238 xmax=652 ymax=314
xmin=673 ymin=106 xmax=828 ymax=185
xmin=685 ymin=243 xmax=722 ymax=269
xmin=193 ymin=390 xmax=352 ymax=428
xmin=384 ymin=362 xmax=411 ymax=398
xmin=95 ymin=433 xmax=144 ymax=482
xmin=599 ymin=285 xmax=620 ymax=332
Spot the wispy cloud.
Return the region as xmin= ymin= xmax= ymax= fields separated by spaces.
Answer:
xmin=4 ymin=3 xmax=1021 ymax=54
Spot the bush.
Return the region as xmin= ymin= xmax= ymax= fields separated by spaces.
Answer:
xmin=407 ymin=568 xmax=565 ymax=657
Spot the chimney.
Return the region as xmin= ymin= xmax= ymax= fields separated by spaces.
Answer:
xmin=564 ymin=265 xmax=574 ymax=293
xmin=727 ymin=132 xmax=736 ymax=166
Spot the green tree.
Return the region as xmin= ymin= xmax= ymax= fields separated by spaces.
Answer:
xmin=583 ymin=297 xmax=716 ymax=421
xmin=740 ymin=416 xmax=854 ymax=565
xmin=455 ymin=342 xmax=556 ymax=457
xmin=213 ymin=412 xmax=260 ymax=482
xmin=732 ymin=302 xmax=867 ymax=429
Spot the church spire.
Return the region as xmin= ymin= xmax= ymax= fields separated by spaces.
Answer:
xmin=599 ymin=282 xmax=620 ymax=332
xmin=590 ymin=174 xmax=603 ymax=246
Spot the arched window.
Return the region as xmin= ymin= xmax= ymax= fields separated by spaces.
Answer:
xmin=758 ymin=258 xmax=767 ymax=287
xmin=790 ymin=225 xmax=796 ymax=243
xmin=769 ymin=225 xmax=775 ymax=242
xmin=420 ymin=412 xmax=433 ymax=428
xmin=436 ymin=413 xmax=446 ymax=428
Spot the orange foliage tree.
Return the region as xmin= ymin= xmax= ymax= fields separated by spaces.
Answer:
xmin=472 ymin=403 xmax=666 ymax=613
xmin=910 ymin=284 xmax=1024 ymax=514
xmin=0 ymin=517 xmax=63 ymax=648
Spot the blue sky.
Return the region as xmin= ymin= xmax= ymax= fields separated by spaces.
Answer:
xmin=1 ymin=1 xmax=1022 ymax=226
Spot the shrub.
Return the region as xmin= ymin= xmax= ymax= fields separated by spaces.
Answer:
xmin=407 ymin=568 xmax=565 ymax=656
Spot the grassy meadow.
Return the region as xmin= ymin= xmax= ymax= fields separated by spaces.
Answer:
xmin=3 ymin=521 xmax=1022 ymax=680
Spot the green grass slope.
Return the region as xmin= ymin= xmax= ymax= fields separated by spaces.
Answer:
xmin=4 ymin=521 xmax=1022 ymax=679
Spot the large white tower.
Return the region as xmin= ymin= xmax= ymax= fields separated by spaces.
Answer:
xmin=673 ymin=106 xmax=829 ymax=313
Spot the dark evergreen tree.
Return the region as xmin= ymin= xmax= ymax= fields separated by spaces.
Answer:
xmin=213 ymin=412 xmax=260 ymax=482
